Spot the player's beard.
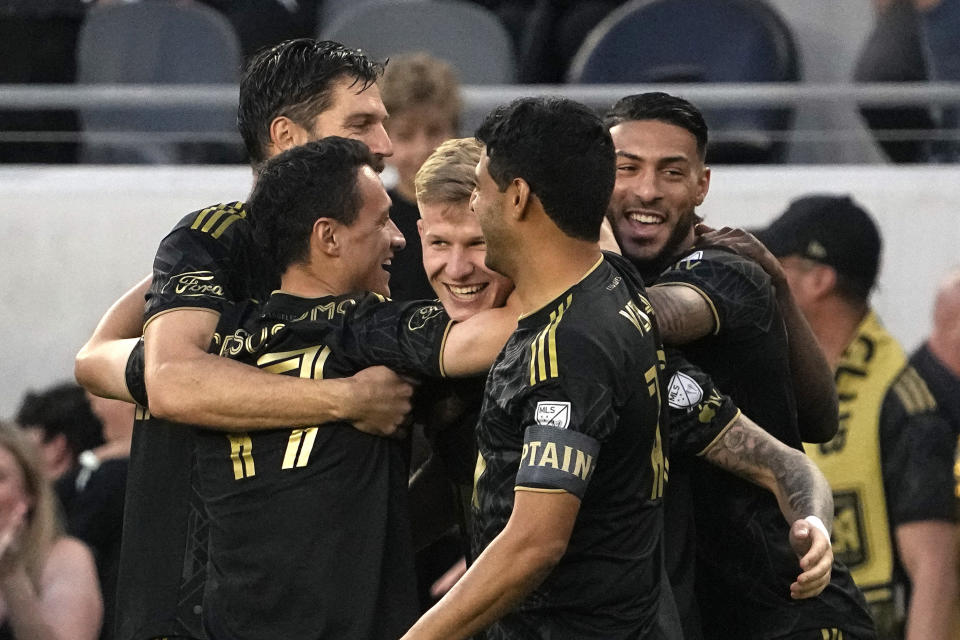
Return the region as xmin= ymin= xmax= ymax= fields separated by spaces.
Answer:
xmin=656 ymin=206 xmax=699 ymax=264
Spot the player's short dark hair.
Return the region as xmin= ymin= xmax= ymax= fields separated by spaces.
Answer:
xmin=475 ymin=97 xmax=615 ymax=242
xmin=15 ymin=382 xmax=104 ymax=457
xmin=238 ymin=39 xmax=385 ymax=168
xmin=604 ymin=92 xmax=709 ymax=160
xmin=249 ymin=137 xmax=376 ymax=274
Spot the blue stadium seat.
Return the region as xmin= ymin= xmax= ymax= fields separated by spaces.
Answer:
xmin=320 ymin=0 xmax=516 ymax=84
xmin=77 ymin=1 xmax=243 ymax=163
xmin=568 ymin=0 xmax=800 ymax=163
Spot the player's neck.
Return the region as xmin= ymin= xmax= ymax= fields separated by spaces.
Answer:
xmin=512 ymin=239 xmax=602 ymax=316
xmin=279 ymin=263 xmax=339 ymax=299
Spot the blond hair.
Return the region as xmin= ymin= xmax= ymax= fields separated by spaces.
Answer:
xmin=0 ymin=422 xmax=62 ymax=589
xmin=381 ymin=52 xmax=462 ymax=130
xmin=415 ymin=137 xmax=481 ymax=205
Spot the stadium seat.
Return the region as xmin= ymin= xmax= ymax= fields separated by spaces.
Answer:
xmin=319 ymin=0 xmax=517 ymax=84
xmin=568 ymin=0 xmax=801 ymax=163
xmin=76 ymin=1 xmax=243 ymax=163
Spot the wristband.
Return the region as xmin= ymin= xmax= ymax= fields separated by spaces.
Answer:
xmin=803 ymin=515 xmax=831 ymax=545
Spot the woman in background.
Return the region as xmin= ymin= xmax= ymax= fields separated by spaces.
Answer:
xmin=0 ymin=422 xmax=101 ymax=640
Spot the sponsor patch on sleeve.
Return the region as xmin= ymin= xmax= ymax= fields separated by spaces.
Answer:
xmin=667 ymin=371 xmax=703 ymax=409
xmin=515 ymin=425 xmax=600 ymax=498
xmin=535 ymin=401 xmax=571 ymax=429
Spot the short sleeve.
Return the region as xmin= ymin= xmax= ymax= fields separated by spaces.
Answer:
xmin=654 ymin=249 xmax=775 ymax=336
xmin=345 ymin=297 xmax=453 ymax=378
xmin=880 ymin=376 xmax=957 ymax=525
xmin=124 ymin=339 xmax=148 ymax=408
xmin=144 ymin=203 xmax=267 ymax=325
xmin=662 ymin=347 xmax=741 ymax=459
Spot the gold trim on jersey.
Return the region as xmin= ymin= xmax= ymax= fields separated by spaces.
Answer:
xmin=891 ymin=366 xmax=937 ymax=415
xmin=438 ymin=320 xmax=455 ymax=378
xmin=695 ymin=409 xmax=743 ymax=457
xmin=650 ymin=281 xmax=721 ymax=335
xmin=227 ymin=434 xmax=255 ymax=480
xmin=514 ymin=487 xmax=568 ymax=494
xmin=529 ymin=294 xmax=572 ymax=386
xmin=190 ymin=202 xmax=247 ymax=239
xmin=517 ymin=255 xmax=603 ymax=321
xmin=142 ymin=305 xmax=221 ymax=333
xmin=134 ymin=405 xmax=151 ymax=421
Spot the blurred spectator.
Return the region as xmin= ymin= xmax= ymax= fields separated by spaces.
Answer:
xmin=855 ymin=0 xmax=960 ymax=162
xmin=854 ymin=0 xmax=936 ymax=162
xmin=14 ymin=383 xmax=104 ymax=484
xmin=381 ymin=52 xmax=461 ymax=301
xmin=756 ymin=194 xmax=959 ymax=640
xmin=0 ymin=0 xmax=86 ymax=163
xmin=0 ymin=421 xmax=102 ymax=640
xmin=199 ymin=0 xmax=321 ymax=58
xmin=57 ymin=395 xmax=133 ymax=640
xmin=470 ymin=0 xmax=626 ymax=83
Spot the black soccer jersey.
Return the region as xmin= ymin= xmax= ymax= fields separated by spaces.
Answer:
xmin=144 ymin=201 xmax=275 ymax=324
xmin=114 ymin=372 xmax=207 ymax=640
xmin=117 ymin=202 xmax=268 ymax=640
xmin=471 ymin=252 xmax=736 ymax=639
xmin=196 ymin=291 xmax=451 ymax=640
xmin=653 ymin=248 xmax=875 ymax=639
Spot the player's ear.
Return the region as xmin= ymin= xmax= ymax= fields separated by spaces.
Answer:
xmin=808 ymin=263 xmax=837 ymax=299
xmin=269 ymin=116 xmax=309 ymax=155
xmin=512 ymin=177 xmax=531 ymax=221
xmin=313 ymin=218 xmax=340 ymax=256
xmin=696 ymin=166 xmax=711 ymax=206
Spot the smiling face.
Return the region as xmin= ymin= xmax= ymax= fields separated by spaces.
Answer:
xmin=607 ymin=119 xmax=710 ymax=266
xmin=338 ymin=165 xmax=405 ymax=296
xmin=418 ymin=200 xmax=513 ymax=321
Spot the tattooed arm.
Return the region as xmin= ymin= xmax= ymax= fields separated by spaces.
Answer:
xmin=702 ymin=412 xmax=835 ymax=599
xmin=646 ymin=285 xmax=715 ymax=343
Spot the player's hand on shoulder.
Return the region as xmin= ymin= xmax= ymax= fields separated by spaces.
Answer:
xmin=343 ymin=366 xmax=416 ymax=438
xmin=788 ymin=517 xmax=833 ymax=599
xmin=695 ymin=223 xmax=788 ymax=287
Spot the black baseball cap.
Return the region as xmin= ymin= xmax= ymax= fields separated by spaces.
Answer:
xmin=755 ymin=194 xmax=882 ymax=291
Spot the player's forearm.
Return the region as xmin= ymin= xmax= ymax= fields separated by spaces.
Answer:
xmin=442 ymin=305 xmax=517 ymax=377
xmin=146 ymin=353 xmax=352 ymax=429
xmin=74 ymin=337 xmax=139 ymax=403
xmin=704 ymin=413 xmax=833 ymax=527
xmin=775 ymin=284 xmax=839 ymax=443
xmin=75 ymin=274 xmax=152 ymax=400
xmin=402 ymin=525 xmax=563 ymax=639
xmin=904 ymin=567 xmax=959 ymax=640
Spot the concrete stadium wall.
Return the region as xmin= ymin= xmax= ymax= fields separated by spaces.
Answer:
xmin=1 ymin=163 xmax=958 ymax=418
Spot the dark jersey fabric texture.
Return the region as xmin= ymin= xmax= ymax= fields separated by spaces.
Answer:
xmin=118 ymin=201 xmax=267 ymax=640
xmin=471 ymin=252 xmax=737 ymax=639
xmin=197 ymin=292 xmax=451 ymax=640
xmin=387 ymin=189 xmax=434 ymax=302
xmin=650 ymin=247 xmax=876 ymax=640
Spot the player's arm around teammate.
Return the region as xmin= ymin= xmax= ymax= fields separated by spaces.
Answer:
xmin=76 ymin=286 xmax=415 ymax=434
xmin=695 ymin=223 xmax=840 ymax=443
xmin=698 ymin=411 xmax=836 ymax=598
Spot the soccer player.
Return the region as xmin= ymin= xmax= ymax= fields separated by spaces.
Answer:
xmin=189 ymin=137 xmax=522 ymax=639
xmin=74 ymin=40 xmax=414 ymax=640
xmin=604 ymin=93 xmax=875 ymax=638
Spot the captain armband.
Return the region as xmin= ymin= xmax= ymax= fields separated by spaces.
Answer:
xmin=515 ymin=425 xmax=600 ymax=499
